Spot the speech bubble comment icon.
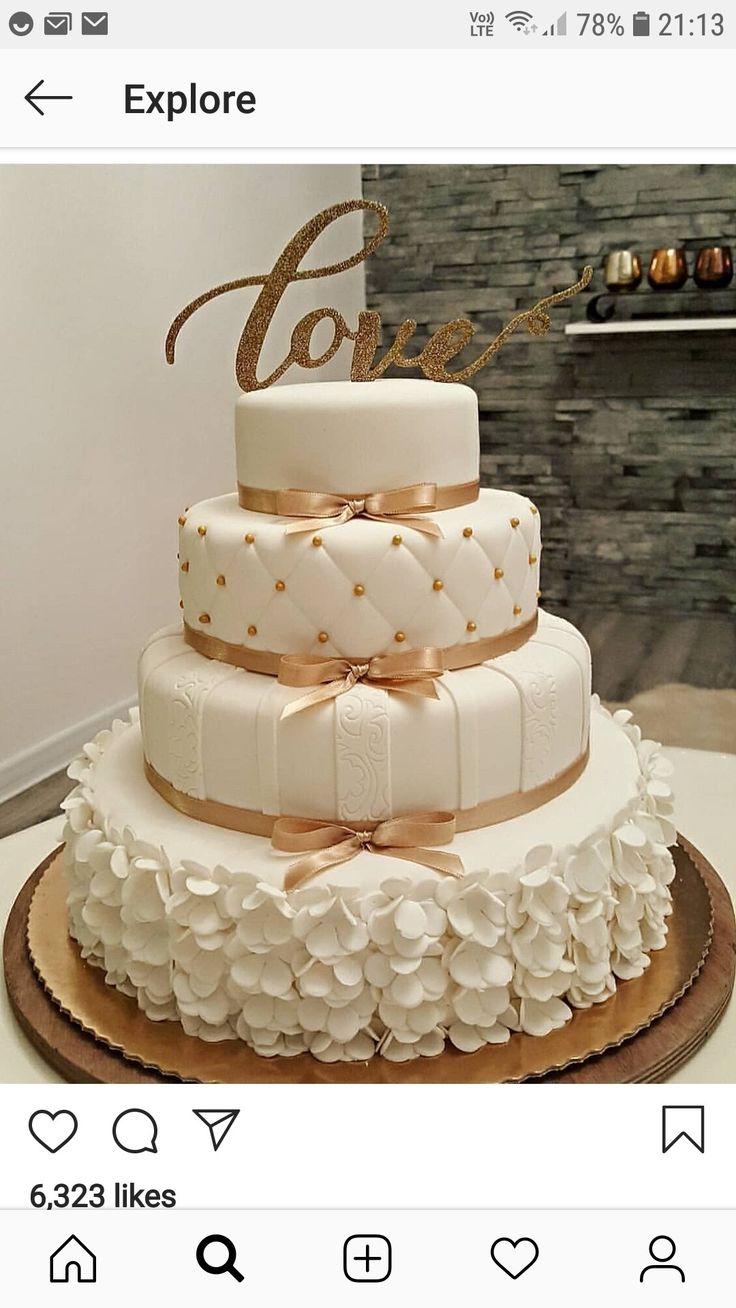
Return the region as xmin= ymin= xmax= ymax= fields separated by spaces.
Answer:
xmin=112 ymin=1108 xmax=158 ymax=1154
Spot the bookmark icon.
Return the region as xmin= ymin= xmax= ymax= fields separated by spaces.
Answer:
xmin=193 ymin=1109 xmax=240 ymax=1152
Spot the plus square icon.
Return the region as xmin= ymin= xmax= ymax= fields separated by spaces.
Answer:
xmin=343 ymin=1234 xmax=392 ymax=1282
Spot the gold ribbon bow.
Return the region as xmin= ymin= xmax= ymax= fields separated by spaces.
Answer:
xmin=272 ymin=813 xmax=464 ymax=891
xmin=275 ymin=483 xmax=444 ymax=538
xmin=278 ymin=648 xmax=444 ymax=719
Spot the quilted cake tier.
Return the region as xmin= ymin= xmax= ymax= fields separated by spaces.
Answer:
xmin=178 ymin=489 xmax=541 ymax=660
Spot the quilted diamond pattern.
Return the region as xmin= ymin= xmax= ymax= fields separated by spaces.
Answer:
xmin=179 ymin=490 xmax=541 ymax=658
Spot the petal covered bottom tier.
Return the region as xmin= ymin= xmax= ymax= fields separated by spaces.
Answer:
xmin=63 ymin=702 xmax=676 ymax=1064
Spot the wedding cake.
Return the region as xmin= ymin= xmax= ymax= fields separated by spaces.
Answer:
xmin=63 ymin=375 xmax=676 ymax=1063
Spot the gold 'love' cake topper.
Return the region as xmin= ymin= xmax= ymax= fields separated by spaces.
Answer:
xmin=166 ymin=198 xmax=593 ymax=392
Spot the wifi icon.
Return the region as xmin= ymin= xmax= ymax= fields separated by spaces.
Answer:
xmin=505 ymin=9 xmax=534 ymax=29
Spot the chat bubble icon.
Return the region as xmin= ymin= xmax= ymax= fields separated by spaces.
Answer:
xmin=661 ymin=1105 xmax=705 ymax=1154
xmin=112 ymin=1108 xmax=158 ymax=1154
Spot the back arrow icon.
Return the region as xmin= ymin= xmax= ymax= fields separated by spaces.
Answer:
xmin=25 ymin=79 xmax=73 ymax=116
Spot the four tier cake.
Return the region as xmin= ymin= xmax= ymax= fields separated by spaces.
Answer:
xmin=63 ymin=377 xmax=676 ymax=1063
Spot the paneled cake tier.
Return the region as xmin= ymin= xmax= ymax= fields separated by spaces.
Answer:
xmin=139 ymin=611 xmax=591 ymax=827
xmin=178 ymin=489 xmax=541 ymax=660
xmin=235 ymin=379 xmax=480 ymax=495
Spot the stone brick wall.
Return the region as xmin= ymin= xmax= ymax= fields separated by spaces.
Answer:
xmin=362 ymin=165 xmax=736 ymax=615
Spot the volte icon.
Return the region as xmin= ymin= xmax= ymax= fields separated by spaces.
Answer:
xmin=193 ymin=1109 xmax=240 ymax=1151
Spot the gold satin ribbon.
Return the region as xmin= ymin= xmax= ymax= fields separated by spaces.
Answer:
xmin=271 ymin=814 xmax=464 ymax=891
xmin=277 ymin=648 xmax=444 ymax=719
xmin=184 ymin=613 xmax=539 ymax=676
xmin=237 ymin=478 xmax=481 ymax=538
xmin=144 ymin=744 xmax=588 ymax=852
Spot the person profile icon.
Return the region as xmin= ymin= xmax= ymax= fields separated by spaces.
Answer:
xmin=639 ymin=1235 xmax=685 ymax=1283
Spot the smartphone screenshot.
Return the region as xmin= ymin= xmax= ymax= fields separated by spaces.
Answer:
xmin=0 ymin=2 xmax=734 ymax=1302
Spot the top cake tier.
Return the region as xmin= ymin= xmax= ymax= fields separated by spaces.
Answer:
xmin=235 ymin=378 xmax=479 ymax=495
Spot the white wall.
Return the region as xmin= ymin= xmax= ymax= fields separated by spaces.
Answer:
xmin=0 ymin=164 xmax=365 ymax=799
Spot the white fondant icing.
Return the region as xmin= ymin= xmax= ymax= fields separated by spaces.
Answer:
xmin=179 ymin=489 xmax=541 ymax=658
xmin=64 ymin=380 xmax=679 ymax=1064
xmin=235 ymin=379 xmax=480 ymax=494
xmin=63 ymin=702 xmax=676 ymax=1062
xmin=138 ymin=612 xmax=591 ymax=823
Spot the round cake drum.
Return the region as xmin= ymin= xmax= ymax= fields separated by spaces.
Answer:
xmin=5 ymin=835 xmax=732 ymax=1083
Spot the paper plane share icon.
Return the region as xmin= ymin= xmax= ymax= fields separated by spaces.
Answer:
xmin=192 ymin=1109 xmax=240 ymax=1151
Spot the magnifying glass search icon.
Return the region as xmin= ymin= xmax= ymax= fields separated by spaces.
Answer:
xmin=196 ymin=1234 xmax=245 ymax=1282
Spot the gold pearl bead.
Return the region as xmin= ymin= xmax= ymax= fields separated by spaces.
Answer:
xmin=247 ymin=624 xmax=257 ymax=637
xmin=179 ymin=599 xmax=184 ymax=610
xmin=510 ymin=517 xmax=520 ymax=528
xmin=216 ymin=574 xmax=226 ymax=586
xmin=180 ymin=561 xmax=189 ymax=573
xmin=318 ymin=631 xmax=329 ymax=644
xmin=244 ymin=532 xmax=255 ymax=544
xmin=197 ymin=525 xmax=207 ymax=536
xmin=466 ymin=621 xmax=477 ymax=633
xmin=312 ymin=535 xmax=322 ymax=547
xmin=353 ymin=584 xmax=365 ymax=596
xmin=394 ymin=631 xmax=406 ymax=643
xmin=432 ymin=579 xmax=444 ymax=591
xmin=178 ymin=515 xmax=187 ymax=527
xmin=463 ymin=527 xmax=473 ymax=538
xmin=536 ymin=589 xmax=542 ymax=599
xmin=513 ymin=605 xmax=522 ymax=616
xmin=530 ymin=505 xmax=538 ymax=515
xmin=528 ymin=554 xmax=537 ymax=565
xmin=198 ymin=613 xmax=211 ymax=624
xmin=494 ymin=567 xmax=504 ymax=580
xmin=275 ymin=580 xmax=286 ymax=592
xmin=392 ymin=534 xmax=402 ymax=546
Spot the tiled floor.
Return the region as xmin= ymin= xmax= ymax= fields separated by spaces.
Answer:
xmin=1 ymin=609 xmax=734 ymax=840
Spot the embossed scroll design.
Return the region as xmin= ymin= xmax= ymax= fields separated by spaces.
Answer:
xmin=166 ymin=198 xmax=593 ymax=393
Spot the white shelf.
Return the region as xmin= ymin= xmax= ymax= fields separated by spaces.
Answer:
xmin=566 ymin=317 xmax=736 ymax=337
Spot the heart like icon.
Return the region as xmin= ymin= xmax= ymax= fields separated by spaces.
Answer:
xmin=28 ymin=1109 xmax=78 ymax=1153
xmin=490 ymin=1236 xmax=539 ymax=1280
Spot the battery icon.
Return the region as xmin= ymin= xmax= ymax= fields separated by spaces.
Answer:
xmin=632 ymin=11 xmax=651 ymax=35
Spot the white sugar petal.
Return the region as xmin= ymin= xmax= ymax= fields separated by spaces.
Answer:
xmin=388 ymin=973 xmax=424 ymax=1008
xmin=448 ymin=1022 xmax=485 ymax=1053
xmin=327 ymin=1006 xmax=362 ymax=1043
xmin=260 ymin=956 xmax=293 ymax=997
xmin=394 ymin=899 xmax=428 ymax=939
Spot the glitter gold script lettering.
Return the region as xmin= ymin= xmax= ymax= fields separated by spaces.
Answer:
xmin=166 ymin=198 xmax=593 ymax=392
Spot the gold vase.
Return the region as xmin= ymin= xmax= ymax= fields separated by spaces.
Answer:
xmin=604 ymin=250 xmax=642 ymax=293
xmin=648 ymin=247 xmax=688 ymax=290
xmin=693 ymin=245 xmax=733 ymax=289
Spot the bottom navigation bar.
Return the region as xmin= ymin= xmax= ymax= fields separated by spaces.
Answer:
xmin=1 ymin=1208 xmax=729 ymax=1304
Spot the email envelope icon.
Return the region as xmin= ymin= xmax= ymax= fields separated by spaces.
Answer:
xmin=82 ymin=11 xmax=109 ymax=35
xmin=44 ymin=12 xmax=72 ymax=34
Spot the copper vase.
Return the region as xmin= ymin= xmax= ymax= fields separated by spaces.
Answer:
xmin=693 ymin=245 xmax=733 ymax=288
xmin=604 ymin=250 xmax=642 ymax=293
xmin=648 ymin=247 xmax=688 ymax=290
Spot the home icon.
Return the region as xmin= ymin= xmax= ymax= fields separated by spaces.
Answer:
xmin=50 ymin=1234 xmax=97 ymax=1283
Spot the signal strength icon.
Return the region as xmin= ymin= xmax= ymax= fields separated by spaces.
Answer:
xmin=505 ymin=10 xmax=534 ymax=31
xmin=543 ymin=10 xmax=567 ymax=34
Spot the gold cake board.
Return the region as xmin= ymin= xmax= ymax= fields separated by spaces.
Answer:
xmin=4 ymin=837 xmax=733 ymax=1084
